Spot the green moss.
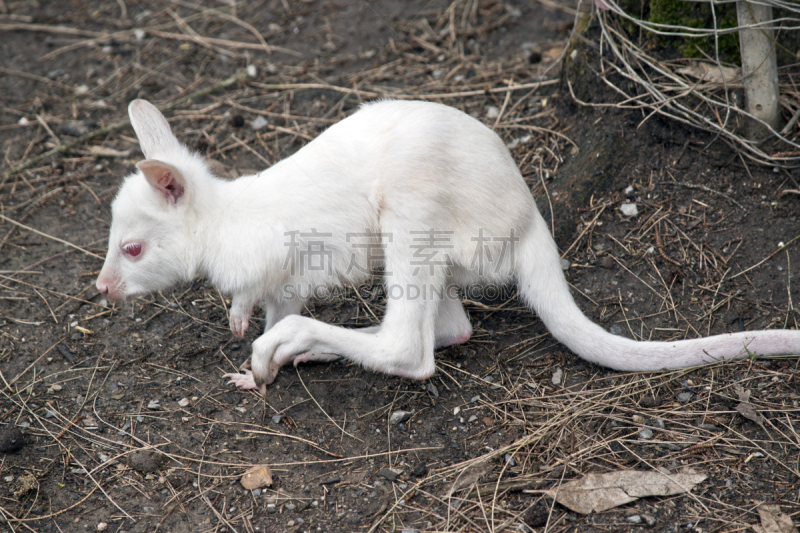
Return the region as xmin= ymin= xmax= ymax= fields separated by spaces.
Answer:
xmin=617 ymin=0 xmax=740 ymax=63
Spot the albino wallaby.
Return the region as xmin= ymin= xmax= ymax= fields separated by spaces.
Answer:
xmin=97 ymin=99 xmax=800 ymax=394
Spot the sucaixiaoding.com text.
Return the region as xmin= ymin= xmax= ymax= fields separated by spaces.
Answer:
xmin=281 ymin=282 xmax=519 ymax=302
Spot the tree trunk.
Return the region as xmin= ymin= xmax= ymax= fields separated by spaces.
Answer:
xmin=737 ymin=1 xmax=781 ymax=141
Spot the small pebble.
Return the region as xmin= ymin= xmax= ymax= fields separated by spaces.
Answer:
xmin=677 ymin=392 xmax=693 ymax=403
xmin=0 ymin=428 xmax=25 ymax=453
xmin=626 ymin=515 xmax=642 ymax=524
xmin=639 ymin=428 xmax=653 ymax=440
xmin=178 ymin=398 xmax=190 ymax=407
xmin=252 ymin=116 xmax=268 ymax=130
xmin=486 ymin=106 xmax=500 ymax=119
xmin=639 ymin=395 xmax=661 ymax=408
xmin=551 ymin=367 xmax=563 ymax=386
xmin=599 ymin=256 xmax=615 ymax=269
xmin=97 ymin=523 xmax=108 ymax=531
xmin=620 ymin=203 xmax=639 ymax=217
xmin=426 ymin=383 xmax=439 ymax=397
xmin=377 ymin=469 xmax=399 ymax=482
xmin=389 ymin=411 xmax=412 ymax=425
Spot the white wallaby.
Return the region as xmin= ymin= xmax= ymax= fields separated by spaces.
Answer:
xmin=97 ymin=99 xmax=800 ymax=394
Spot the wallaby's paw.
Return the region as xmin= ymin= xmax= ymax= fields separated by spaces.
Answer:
xmin=224 ymin=370 xmax=257 ymax=390
xmin=229 ymin=313 xmax=250 ymax=338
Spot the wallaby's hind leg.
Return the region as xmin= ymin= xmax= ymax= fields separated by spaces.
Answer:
xmin=239 ymin=296 xmax=306 ymax=371
xmin=434 ymin=293 xmax=472 ymax=348
xmin=226 ymin=272 xmax=441 ymax=392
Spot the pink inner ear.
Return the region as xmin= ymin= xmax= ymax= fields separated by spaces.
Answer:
xmin=157 ymin=170 xmax=185 ymax=204
xmin=137 ymin=160 xmax=186 ymax=205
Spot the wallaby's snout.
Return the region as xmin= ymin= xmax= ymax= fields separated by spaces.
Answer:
xmin=96 ymin=267 xmax=122 ymax=302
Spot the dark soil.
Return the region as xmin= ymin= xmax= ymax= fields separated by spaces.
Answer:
xmin=1 ymin=1 xmax=799 ymax=533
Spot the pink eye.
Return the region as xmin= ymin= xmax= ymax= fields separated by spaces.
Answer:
xmin=124 ymin=243 xmax=142 ymax=257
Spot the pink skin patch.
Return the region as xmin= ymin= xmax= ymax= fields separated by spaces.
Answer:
xmin=439 ymin=331 xmax=471 ymax=348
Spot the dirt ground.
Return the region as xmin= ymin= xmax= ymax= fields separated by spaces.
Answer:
xmin=1 ymin=1 xmax=800 ymax=532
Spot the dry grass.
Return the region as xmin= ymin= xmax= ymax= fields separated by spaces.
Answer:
xmin=0 ymin=1 xmax=799 ymax=532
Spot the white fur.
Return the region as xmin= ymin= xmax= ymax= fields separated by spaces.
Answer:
xmin=97 ymin=99 xmax=800 ymax=394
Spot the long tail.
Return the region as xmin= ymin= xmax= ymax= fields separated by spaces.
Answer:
xmin=516 ymin=214 xmax=800 ymax=371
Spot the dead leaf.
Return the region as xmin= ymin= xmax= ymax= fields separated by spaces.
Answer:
xmin=734 ymin=384 xmax=765 ymax=427
xmin=753 ymin=504 xmax=798 ymax=533
xmin=676 ymin=62 xmax=741 ymax=84
xmin=240 ymin=465 xmax=273 ymax=490
xmin=445 ymin=461 xmax=493 ymax=498
xmin=544 ymin=470 xmax=707 ymax=514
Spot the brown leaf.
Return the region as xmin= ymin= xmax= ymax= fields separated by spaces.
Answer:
xmin=752 ymin=505 xmax=798 ymax=533
xmin=240 ymin=465 xmax=273 ymax=490
xmin=734 ymin=384 xmax=766 ymax=427
xmin=544 ymin=470 xmax=707 ymax=514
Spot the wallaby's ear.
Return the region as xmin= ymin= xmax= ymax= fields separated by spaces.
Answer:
xmin=137 ymin=159 xmax=188 ymax=206
xmin=128 ymin=100 xmax=182 ymax=159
